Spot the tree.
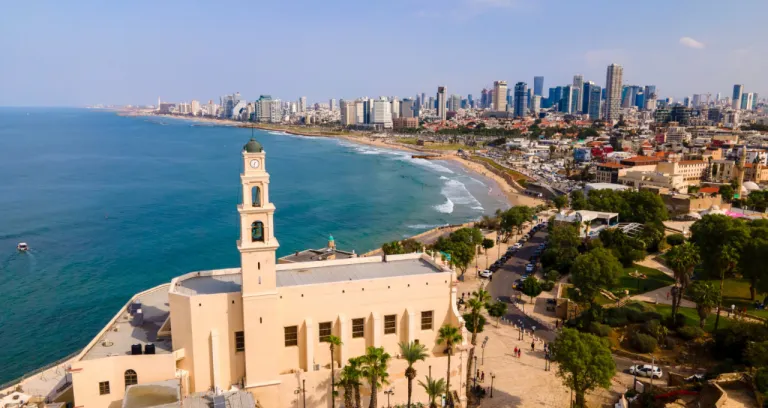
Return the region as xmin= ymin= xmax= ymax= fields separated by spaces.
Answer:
xmin=360 ymin=347 xmax=391 ymax=408
xmin=436 ymin=325 xmax=463 ymax=405
xmin=464 ymin=289 xmax=490 ymax=402
xmin=486 ymin=300 xmax=508 ymax=327
xmin=327 ymin=335 xmax=343 ymax=408
xmin=570 ymin=248 xmax=622 ymax=304
xmin=570 ymin=190 xmax=587 ymax=211
xmin=432 ymin=228 xmax=484 ymax=277
xmin=688 ymin=281 xmax=720 ymax=329
xmin=597 ymin=228 xmax=646 ymax=267
xmin=382 ymin=240 xmax=403 ymax=255
xmin=719 ymin=184 xmax=735 ymax=203
xmin=337 ymin=358 xmax=363 ymax=408
xmin=550 ymin=328 xmax=616 ymax=408
xmin=741 ymin=220 xmax=768 ymax=300
xmin=418 ymin=376 xmax=446 ymax=408
xmin=399 ymin=341 xmax=428 ymax=408
xmin=665 ymin=242 xmax=701 ymax=323
xmin=521 ymin=276 xmax=543 ymax=303
xmin=553 ymin=194 xmax=568 ymax=211
xmin=481 ymin=238 xmax=494 ymax=254
xmin=690 ymin=214 xmax=749 ymax=330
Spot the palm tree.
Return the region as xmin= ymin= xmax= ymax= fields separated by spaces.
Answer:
xmin=465 ymin=288 xmax=491 ymax=401
xmin=360 ymin=347 xmax=391 ymax=408
xmin=418 ymin=376 xmax=447 ymax=408
xmin=436 ymin=324 xmax=463 ymax=405
xmin=665 ymin=242 xmax=701 ymax=324
xmin=327 ymin=335 xmax=343 ymax=408
xmin=346 ymin=357 xmax=364 ymax=408
xmin=399 ymin=341 xmax=428 ymax=408
xmin=689 ymin=281 xmax=720 ymax=329
xmin=337 ymin=362 xmax=360 ymax=408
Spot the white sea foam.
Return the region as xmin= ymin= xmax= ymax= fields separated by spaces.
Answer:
xmin=434 ymin=198 xmax=454 ymax=214
xmin=408 ymin=223 xmax=449 ymax=229
xmin=408 ymin=158 xmax=454 ymax=174
xmin=440 ymin=176 xmax=449 ymax=180
xmin=433 ymin=179 xmax=484 ymax=214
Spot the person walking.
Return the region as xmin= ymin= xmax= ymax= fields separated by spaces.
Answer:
xmin=517 ymin=349 xmax=521 ymax=358
xmin=481 ymin=371 xmax=485 ymax=382
xmin=531 ymin=340 xmax=535 ymax=352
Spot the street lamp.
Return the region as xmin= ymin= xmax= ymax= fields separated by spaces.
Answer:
xmin=384 ymin=388 xmax=395 ymax=408
xmin=490 ymin=373 xmax=496 ymax=398
xmin=293 ymin=379 xmax=306 ymax=408
xmin=481 ymin=336 xmax=489 ymax=365
xmin=473 ymin=355 xmax=478 ymax=387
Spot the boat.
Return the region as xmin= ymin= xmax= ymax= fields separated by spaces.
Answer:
xmin=17 ymin=242 xmax=29 ymax=251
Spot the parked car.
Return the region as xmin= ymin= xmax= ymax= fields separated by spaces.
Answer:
xmin=479 ymin=269 xmax=493 ymax=278
xmin=511 ymin=243 xmax=522 ymax=250
xmin=513 ymin=279 xmax=523 ymax=289
xmin=629 ymin=365 xmax=663 ymax=379
xmin=525 ymin=263 xmax=535 ymax=273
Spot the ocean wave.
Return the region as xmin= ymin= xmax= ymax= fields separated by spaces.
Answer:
xmin=434 ymin=198 xmax=454 ymax=214
xmin=267 ymin=130 xmax=289 ymax=136
xmin=407 ymin=158 xmax=454 ymax=174
xmin=408 ymin=223 xmax=449 ymax=229
xmin=440 ymin=176 xmax=449 ymax=180
xmin=435 ymin=179 xmax=484 ymax=214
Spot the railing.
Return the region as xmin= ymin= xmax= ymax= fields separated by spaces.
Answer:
xmin=0 ymin=348 xmax=81 ymax=394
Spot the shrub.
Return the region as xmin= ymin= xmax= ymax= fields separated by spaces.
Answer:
xmin=677 ymin=326 xmax=705 ymax=340
xmin=663 ymin=314 xmax=687 ymax=330
xmin=545 ymin=270 xmax=560 ymax=283
xmin=666 ymin=234 xmax=686 ymax=246
xmin=665 ymin=337 xmax=678 ymax=349
xmin=643 ymin=319 xmax=662 ymax=336
xmin=625 ymin=308 xmax=643 ymax=323
xmin=589 ymin=322 xmax=612 ymax=337
xmin=755 ymin=368 xmax=768 ymax=393
xmin=638 ymin=311 xmax=663 ymax=323
xmin=630 ymin=331 xmax=658 ymax=353
xmin=605 ymin=316 xmax=629 ymax=327
xmin=541 ymin=281 xmax=555 ymax=291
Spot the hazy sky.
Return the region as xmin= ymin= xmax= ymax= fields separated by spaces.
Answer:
xmin=2 ymin=0 xmax=766 ymax=106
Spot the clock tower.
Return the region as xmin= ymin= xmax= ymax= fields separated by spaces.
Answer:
xmin=238 ymin=138 xmax=282 ymax=399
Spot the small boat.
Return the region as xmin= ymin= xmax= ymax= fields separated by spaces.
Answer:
xmin=17 ymin=243 xmax=29 ymax=251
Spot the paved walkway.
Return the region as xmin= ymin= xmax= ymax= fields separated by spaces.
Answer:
xmin=635 ymin=256 xmax=674 ymax=278
xmin=630 ymin=285 xmax=696 ymax=308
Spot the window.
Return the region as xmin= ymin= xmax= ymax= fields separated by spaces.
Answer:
xmin=99 ymin=381 xmax=110 ymax=395
xmin=352 ymin=318 xmax=365 ymax=338
xmin=252 ymin=186 xmax=261 ymax=207
xmin=235 ymin=331 xmax=245 ymax=352
xmin=285 ymin=326 xmax=298 ymax=347
xmin=124 ymin=370 xmax=138 ymax=389
xmin=319 ymin=322 xmax=332 ymax=342
xmin=384 ymin=315 xmax=397 ymax=335
xmin=251 ymin=221 xmax=264 ymax=242
xmin=421 ymin=311 xmax=434 ymax=330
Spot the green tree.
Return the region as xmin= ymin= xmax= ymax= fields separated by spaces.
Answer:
xmin=521 ymin=276 xmax=543 ymax=303
xmin=665 ymin=242 xmax=701 ymax=323
xmin=360 ymin=347 xmax=391 ymax=408
xmin=570 ymin=190 xmax=588 ymax=211
xmin=745 ymin=341 xmax=768 ymax=370
xmin=543 ymin=223 xmax=581 ymax=273
xmin=382 ymin=240 xmax=404 ymax=255
xmin=486 ymin=300 xmax=508 ymax=327
xmin=436 ymin=325 xmax=463 ymax=405
xmin=688 ymin=281 xmax=720 ymax=329
xmin=462 ymin=313 xmax=486 ymax=333
xmin=550 ymin=328 xmax=616 ymax=408
xmin=597 ymin=228 xmax=646 ymax=267
xmin=719 ymin=184 xmax=735 ymax=203
xmin=570 ymin=248 xmax=622 ymax=304
xmin=327 ymin=335 xmax=343 ymax=408
xmin=401 ymin=238 xmax=422 ymax=253
xmin=399 ymin=341 xmax=428 ymax=408
xmin=464 ymin=289 xmax=491 ymax=402
xmin=418 ymin=376 xmax=446 ymax=408
xmin=481 ymin=238 xmax=494 ymax=254
xmin=337 ymin=358 xmax=363 ymax=408
xmin=741 ymin=220 xmax=768 ymax=300
xmin=553 ymin=194 xmax=568 ymax=211
xmin=690 ymin=214 xmax=749 ymax=330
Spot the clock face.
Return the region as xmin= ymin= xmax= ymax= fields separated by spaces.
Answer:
xmin=250 ymin=159 xmax=260 ymax=169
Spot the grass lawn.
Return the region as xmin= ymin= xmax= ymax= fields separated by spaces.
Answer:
xmin=613 ymin=263 xmax=675 ymax=297
xmin=694 ymin=278 xmax=768 ymax=319
xmin=653 ymin=304 xmax=733 ymax=332
xmin=471 ymin=156 xmax=531 ymax=181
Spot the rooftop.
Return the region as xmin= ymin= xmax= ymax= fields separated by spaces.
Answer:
xmin=677 ymin=160 xmax=706 ymax=165
xmin=173 ymin=255 xmax=446 ymax=296
xmin=278 ymin=247 xmax=356 ymax=263
xmin=81 ymin=285 xmax=172 ymax=361
xmin=596 ymin=162 xmax=628 ymax=169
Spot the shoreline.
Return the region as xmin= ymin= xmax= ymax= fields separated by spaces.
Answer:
xmin=122 ymin=111 xmax=544 ymax=208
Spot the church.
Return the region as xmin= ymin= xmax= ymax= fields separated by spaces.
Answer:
xmin=67 ymin=138 xmax=468 ymax=408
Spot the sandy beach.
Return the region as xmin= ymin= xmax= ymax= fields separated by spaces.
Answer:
xmin=122 ymin=111 xmax=544 ymax=208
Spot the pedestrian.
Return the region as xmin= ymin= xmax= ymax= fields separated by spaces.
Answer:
xmin=513 ymin=346 xmax=517 ymax=356
xmin=481 ymin=371 xmax=485 ymax=382
xmin=517 ymin=349 xmax=521 ymax=358
xmin=531 ymin=341 xmax=535 ymax=351
xmin=476 ymin=369 xmax=480 ymax=379
xmin=489 ymin=274 xmax=493 ymax=282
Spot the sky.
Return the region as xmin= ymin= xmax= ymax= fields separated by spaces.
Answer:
xmin=1 ymin=0 xmax=767 ymax=107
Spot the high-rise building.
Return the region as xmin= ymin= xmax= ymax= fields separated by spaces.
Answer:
xmin=436 ymin=86 xmax=447 ymax=121
xmin=741 ymin=92 xmax=754 ymax=110
xmin=371 ymin=98 xmax=393 ymax=128
xmin=391 ymin=97 xmax=400 ymax=119
xmin=329 ymin=99 xmax=337 ymax=111
xmin=255 ymin=95 xmax=282 ymax=123
xmin=533 ymin=76 xmax=544 ymax=96
xmin=587 ymin=84 xmax=602 ymax=120
xmin=421 ymin=93 xmax=427 ymax=109
xmin=449 ymin=94 xmax=461 ymax=111
xmin=644 ymin=85 xmax=657 ymax=110
xmin=467 ymin=94 xmax=474 ymax=108
xmin=582 ymin=81 xmax=595 ymax=115
xmin=605 ymin=63 xmax=623 ymax=122
xmin=531 ymin=95 xmax=541 ymax=115
xmin=480 ymin=89 xmax=489 ymax=109
xmin=298 ymin=96 xmax=307 ymax=112
xmin=400 ymin=98 xmax=415 ymax=118
xmin=692 ymin=94 xmax=702 ymax=108
xmin=190 ymin=100 xmax=201 ymax=116
xmin=493 ymin=80 xmax=508 ymax=111
xmin=506 ymin=88 xmax=512 ymax=108
xmin=560 ymin=86 xmax=575 ymax=114
xmin=732 ymin=84 xmax=744 ymax=110
xmin=340 ymin=100 xmax=356 ymax=126
xmin=573 ymin=75 xmax=584 ymax=112
xmin=513 ymin=82 xmax=528 ymax=118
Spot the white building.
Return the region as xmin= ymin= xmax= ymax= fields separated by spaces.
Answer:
xmin=371 ymin=98 xmax=393 ymax=129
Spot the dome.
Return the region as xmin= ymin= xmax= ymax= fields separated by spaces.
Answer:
xmin=243 ymin=138 xmax=263 ymax=153
xmin=744 ymin=181 xmax=760 ymax=191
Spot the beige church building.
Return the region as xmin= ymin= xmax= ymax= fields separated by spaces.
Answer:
xmin=67 ymin=139 xmax=468 ymax=408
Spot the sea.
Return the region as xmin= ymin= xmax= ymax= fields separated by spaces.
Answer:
xmin=0 ymin=108 xmax=509 ymax=384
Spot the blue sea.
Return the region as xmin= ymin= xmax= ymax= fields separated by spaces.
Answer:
xmin=0 ymin=108 xmax=508 ymax=383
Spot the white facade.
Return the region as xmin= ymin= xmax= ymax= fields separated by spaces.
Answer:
xmin=605 ymin=64 xmax=623 ymax=122
xmin=371 ymin=98 xmax=393 ymax=129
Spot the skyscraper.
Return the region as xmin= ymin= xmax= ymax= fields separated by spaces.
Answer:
xmin=299 ymin=96 xmax=307 ymax=113
xmin=450 ymin=94 xmax=461 ymax=111
xmin=605 ymin=64 xmax=623 ymax=122
xmin=533 ymin=76 xmax=544 ymax=97
xmin=421 ymin=93 xmax=426 ymax=109
xmin=436 ymin=86 xmax=447 ymax=121
xmin=371 ymin=97 xmax=393 ymax=129
xmin=741 ymin=93 xmax=754 ymax=110
xmin=329 ymin=98 xmax=337 ymax=111
xmin=560 ymin=86 xmax=574 ymax=114
xmin=587 ymin=84 xmax=602 ymax=120
xmin=531 ymin=95 xmax=541 ymax=115
xmin=514 ymin=82 xmax=527 ymax=118
xmin=400 ymin=98 xmax=415 ymax=118
xmin=480 ymin=89 xmax=489 ymax=109
xmin=493 ymin=80 xmax=508 ymax=112
xmin=391 ymin=97 xmax=400 ymax=119
xmin=573 ymin=75 xmax=584 ymax=112
xmin=582 ymin=81 xmax=595 ymax=115
xmin=644 ymin=85 xmax=657 ymax=110
xmin=732 ymin=84 xmax=744 ymax=110
xmin=340 ymin=100 xmax=356 ymax=126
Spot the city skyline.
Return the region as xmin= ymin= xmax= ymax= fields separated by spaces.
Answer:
xmin=2 ymin=0 xmax=768 ymax=106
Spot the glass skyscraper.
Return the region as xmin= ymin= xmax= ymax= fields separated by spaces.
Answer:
xmin=514 ymin=82 xmax=528 ymax=117
xmin=587 ymin=85 xmax=602 ymax=120
xmin=533 ymin=76 xmax=544 ymax=97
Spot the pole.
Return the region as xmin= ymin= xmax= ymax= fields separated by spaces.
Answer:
xmin=482 ymin=345 xmax=485 ymax=365
xmin=302 ymin=379 xmax=306 ymax=408
xmin=473 ymin=356 xmax=478 ymax=387
xmin=490 ymin=374 xmax=495 ymax=398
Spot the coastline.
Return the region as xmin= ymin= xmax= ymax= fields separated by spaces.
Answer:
xmin=122 ymin=111 xmax=544 ymax=208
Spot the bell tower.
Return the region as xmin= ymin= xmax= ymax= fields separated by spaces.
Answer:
xmin=238 ymin=138 xmax=282 ymax=398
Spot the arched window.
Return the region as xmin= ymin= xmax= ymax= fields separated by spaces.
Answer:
xmin=124 ymin=369 xmax=138 ymax=388
xmin=251 ymin=186 xmax=261 ymax=207
xmin=251 ymin=221 xmax=264 ymax=242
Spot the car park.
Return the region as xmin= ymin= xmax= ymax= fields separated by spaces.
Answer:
xmin=629 ymin=365 xmax=663 ymax=379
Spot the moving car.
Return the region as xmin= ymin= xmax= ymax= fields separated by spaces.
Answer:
xmin=629 ymin=365 xmax=663 ymax=379
xmin=479 ymin=269 xmax=493 ymax=278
